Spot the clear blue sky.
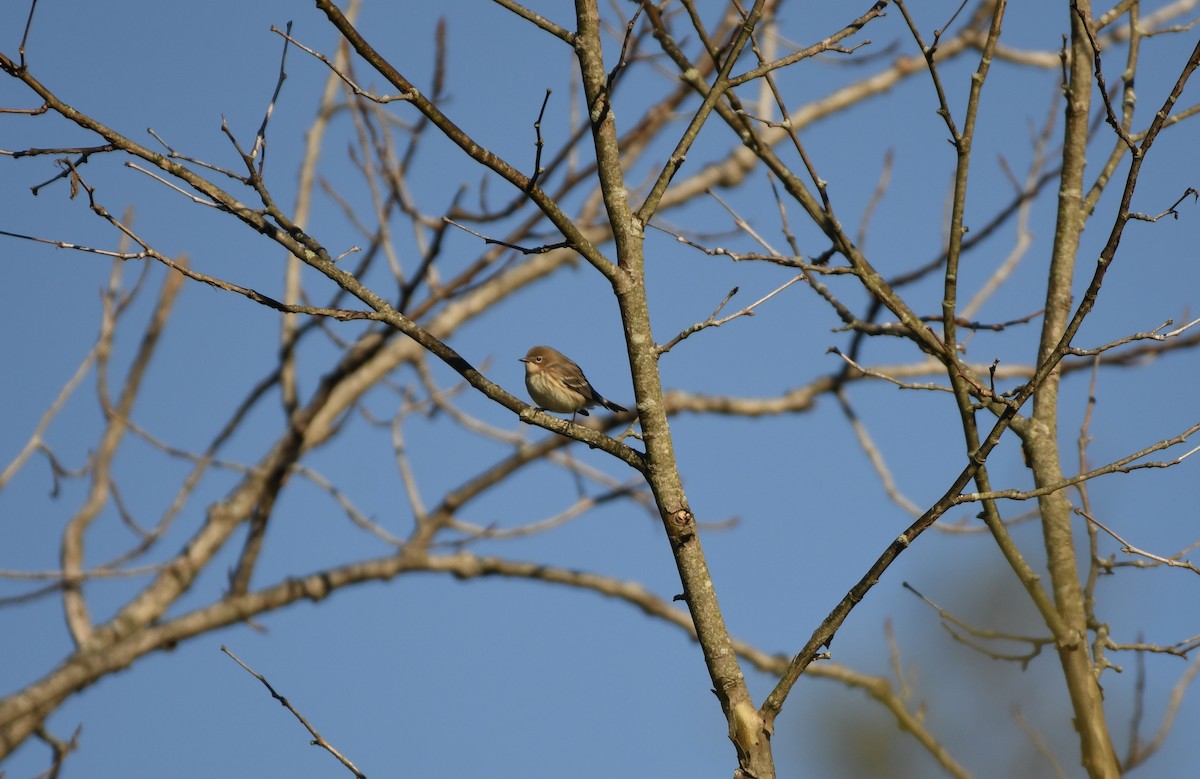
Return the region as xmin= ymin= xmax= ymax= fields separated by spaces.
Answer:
xmin=2 ymin=2 xmax=1199 ymax=777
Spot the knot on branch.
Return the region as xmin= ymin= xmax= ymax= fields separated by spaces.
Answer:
xmin=672 ymin=508 xmax=694 ymax=528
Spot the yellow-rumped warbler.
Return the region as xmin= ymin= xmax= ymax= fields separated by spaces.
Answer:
xmin=519 ymin=345 xmax=627 ymax=417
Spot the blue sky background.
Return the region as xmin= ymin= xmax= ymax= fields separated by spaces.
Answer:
xmin=2 ymin=1 xmax=1200 ymax=777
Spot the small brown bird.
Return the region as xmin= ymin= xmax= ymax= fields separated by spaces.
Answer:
xmin=519 ymin=345 xmax=627 ymax=417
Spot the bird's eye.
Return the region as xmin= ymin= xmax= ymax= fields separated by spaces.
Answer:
xmin=535 ymin=356 xmax=543 ymax=363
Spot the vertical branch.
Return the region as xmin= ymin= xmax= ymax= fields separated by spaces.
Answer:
xmin=633 ymin=1 xmax=765 ymax=224
xmin=281 ymin=0 xmax=362 ymax=416
xmin=900 ymin=0 xmax=1079 ymax=718
xmin=574 ymin=0 xmax=775 ymax=774
xmin=1028 ymin=2 xmax=1120 ymax=776
xmin=62 ymin=262 xmax=185 ymax=646
xmin=941 ymin=1 xmax=1005 ymax=380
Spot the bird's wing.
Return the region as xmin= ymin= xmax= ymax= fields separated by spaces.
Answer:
xmin=561 ymin=371 xmax=596 ymax=397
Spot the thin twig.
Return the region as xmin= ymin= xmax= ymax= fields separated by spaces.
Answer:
xmin=904 ymin=582 xmax=1053 ymax=669
xmin=527 ymin=89 xmax=553 ymax=190
xmin=271 ymin=25 xmax=416 ymax=103
xmin=1080 ymin=509 xmax=1200 ymax=575
xmin=836 ymin=389 xmax=922 ymax=517
xmin=658 ymin=275 xmax=803 ymax=355
xmin=252 ymin=20 xmax=293 ymax=171
xmin=18 ymin=0 xmax=41 ymax=68
xmin=957 ymin=422 xmax=1200 ymax=504
xmin=1013 ymin=707 xmax=1069 ymax=779
xmin=221 ymin=646 xmax=367 ymax=778
xmin=442 ymin=217 xmax=572 ymax=255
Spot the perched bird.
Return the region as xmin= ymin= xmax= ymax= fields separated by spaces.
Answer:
xmin=519 ymin=345 xmax=627 ymax=417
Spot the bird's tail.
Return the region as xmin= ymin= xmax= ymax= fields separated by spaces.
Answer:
xmin=599 ymin=397 xmax=627 ymax=413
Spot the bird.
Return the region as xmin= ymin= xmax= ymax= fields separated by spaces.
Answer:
xmin=519 ymin=345 xmax=627 ymax=418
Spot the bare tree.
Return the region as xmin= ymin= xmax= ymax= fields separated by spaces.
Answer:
xmin=2 ymin=1 xmax=1200 ymax=777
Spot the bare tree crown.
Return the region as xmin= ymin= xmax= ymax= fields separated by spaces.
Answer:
xmin=2 ymin=1 xmax=1199 ymax=777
